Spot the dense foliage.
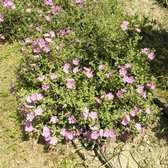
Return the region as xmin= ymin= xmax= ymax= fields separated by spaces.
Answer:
xmin=0 ymin=0 xmax=159 ymax=150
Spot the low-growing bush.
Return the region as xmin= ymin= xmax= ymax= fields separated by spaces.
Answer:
xmin=1 ymin=0 xmax=159 ymax=150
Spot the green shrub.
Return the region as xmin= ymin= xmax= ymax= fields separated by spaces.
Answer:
xmin=12 ymin=0 xmax=159 ymax=150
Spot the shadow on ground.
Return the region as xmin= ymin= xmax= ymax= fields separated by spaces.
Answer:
xmin=140 ymin=28 xmax=168 ymax=144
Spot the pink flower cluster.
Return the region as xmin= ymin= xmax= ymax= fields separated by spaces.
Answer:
xmin=83 ymin=67 xmax=93 ymax=78
xmin=121 ymin=21 xmax=130 ymax=31
xmin=118 ymin=63 xmax=135 ymax=84
xmin=101 ymin=92 xmax=114 ymax=101
xmin=136 ymin=82 xmax=155 ymax=98
xmin=121 ymin=106 xmax=152 ymax=134
xmin=66 ymin=78 xmax=75 ymax=89
xmin=82 ymin=107 xmax=98 ymax=121
xmin=63 ymin=58 xmax=80 ymax=74
xmin=42 ymin=126 xmax=58 ymax=145
xmin=74 ymin=0 xmax=85 ymax=4
xmin=2 ymin=0 xmax=16 ymax=9
xmin=33 ymin=38 xmax=51 ymax=53
xmin=60 ymin=128 xmax=76 ymax=140
xmin=25 ymin=93 xmax=43 ymax=103
xmin=141 ymin=48 xmax=156 ymax=60
xmin=83 ymin=128 xmax=116 ymax=140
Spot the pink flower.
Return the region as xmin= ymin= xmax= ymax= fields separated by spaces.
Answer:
xmin=89 ymin=111 xmax=98 ymax=121
xmin=136 ymin=84 xmax=144 ymax=94
xmin=142 ymin=92 xmax=147 ymax=99
xmin=25 ymin=38 xmax=31 ymax=44
xmin=3 ymin=0 xmax=16 ymax=9
xmin=59 ymin=28 xmax=71 ymax=37
xmin=45 ymin=37 xmax=53 ymax=43
xmin=98 ymin=64 xmax=106 ymax=70
xmin=148 ymin=52 xmax=156 ymax=60
xmin=82 ymin=107 xmax=89 ymax=119
xmin=35 ymin=93 xmax=43 ymax=101
xmin=49 ymin=137 xmax=58 ymax=145
xmin=0 ymin=14 xmax=4 ymax=23
xmin=42 ymin=84 xmax=50 ymax=91
xmin=85 ymin=71 xmax=93 ymax=78
xmin=50 ymin=116 xmax=58 ymax=123
xmin=26 ymin=96 xmax=32 ymax=103
xmin=135 ymin=123 xmax=142 ymax=131
xmin=66 ymin=78 xmax=74 ymax=89
xmin=121 ymin=21 xmax=130 ymax=31
xmin=103 ymin=129 xmax=116 ymax=139
xmin=146 ymin=82 xmax=155 ymax=90
xmin=68 ymin=116 xmax=77 ymax=124
xmin=60 ymin=128 xmax=67 ymax=136
xmin=38 ymin=75 xmax=46 ymax=82
xmin=95 ymin=97 xmax=102 ymax=104
xmin=50 ymin=73 xmax=57 ymax=80
xmin=99 ymin=129 xmax=104 ymax=137
xmin=73 ymin=67 xmax=79 ymax=74
xmin=105 ymin=70 xmax=115 ymax=78
xmin=45 ymin=15 xmax=51 ymax=21
xmin=67 ymin=130 xmax=76 ymax=140
xmin=141 ymin=48 xmax=150 ymax=54
xmin=36 ymin=27 xmax=41 ymax=32
xmin=63 ymin=63 xmax=70 ymax=74
xmin=119 ymin=68 xmax=127 ymax=76
xmin=125 ymin=63 xmax=132 ymax=68
xmin=26 ymin=113 xmax=35 ymax=122
xmin=33 ymin=47 xmax=40 ymax=54
xmin=42 ymin=45 xmax=50 ymax=53
xmin=116 ymin=89 xmax=127 ymax=98
xmin=83 ymin=67 xmax=93 ymax=78
xmin=44 ymin=0 xmax=53 ymax=6
xmin=123 ymin=75 xmax=135 ymax=84
xmin=34 ymin=39 xmax=45 ymax=48
xmin=145 ymin=108 xmax=151 ymax=114
xmin=34 ymin=107 xmax=43 ymax=116
xmin=72 ymin=58 xmax=79 ymax=65
xmin=50 ymin=31 xmax=55 ymax=38
xmin=43 ymin=33 xmax=50 ymax=38
xmin=74 ymin=0 xmax=84 ymax=4
xmin=122 ymin=115 xmax=130 ymax=126
xmin=59 ymin=29 xmax=66 ymax=36
xmin=130 ymin=107 xmax=141 ymax=117
xmin=25 ymin=122 xmax=34 ymax=132
xmin=105 ymin=93 xmax=114 ymax=100
xmin=91 ymin=131 xmax=99 ymax=140
xmin=42 ymin=126 xmax=51 ymax=138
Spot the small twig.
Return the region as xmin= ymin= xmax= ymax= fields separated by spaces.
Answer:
xmin=71 ymin=141 xmax=86 ymax=161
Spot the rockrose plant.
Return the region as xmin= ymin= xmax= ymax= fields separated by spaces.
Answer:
xmin=15 ymin=0 xmax=158 ymax=150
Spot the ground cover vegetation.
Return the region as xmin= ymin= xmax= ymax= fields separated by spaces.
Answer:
xmin=0 ymin=0 xmax=159 ymax=151
xmin=1 ymin=0 xmax=167 ymax=167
